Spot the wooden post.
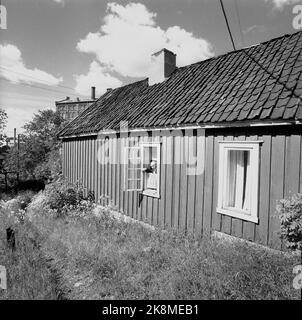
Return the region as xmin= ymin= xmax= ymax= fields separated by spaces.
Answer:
xmin=17 ymin=134 xmax=20 ymax=190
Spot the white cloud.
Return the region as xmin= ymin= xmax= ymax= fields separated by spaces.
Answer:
xmin=243 ymin=25 xmax=266 ymax=34
xmin=0 ymin=44 xmax=63 ymax=86
xmin=75 ymin=2 xmax=213 ymax=94
xmin=74 ymin=61 xmax=122 ymax=96
xmin=0 ymin=91 xmax=56 ymax=136
xmin=266 ymin=0 xmax=301 ymax=10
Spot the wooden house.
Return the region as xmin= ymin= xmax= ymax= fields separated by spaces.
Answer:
xmin=59 ymin=32 xmax=302 ymax=250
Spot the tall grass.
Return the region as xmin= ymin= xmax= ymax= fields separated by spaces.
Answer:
xmin=0 ymin=206 xmax=57 ymax=300
xmin=30 ymin=207 xmax=301 ymax=300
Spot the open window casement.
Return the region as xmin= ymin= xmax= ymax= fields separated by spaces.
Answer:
xmin=217 ymin=142 xmax=260 ymax=223
xmin=125 ymin=146 xmax=142 ymax=191
xmin=141 ymin=143 xmax=161 ymax=198
xmin=125 ymin=142 xmax=161 ymax=198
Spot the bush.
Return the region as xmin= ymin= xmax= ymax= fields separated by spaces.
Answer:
xmin=278 ymin=193 xmax=302 ymax=251
xmin=41 ymin=177 xmax=95 ymax=217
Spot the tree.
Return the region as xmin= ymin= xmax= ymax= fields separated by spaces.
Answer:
xmin=0 ymin=108 xmax=7 ymax=146
xmin=4 ymin=109 xmax=64 ymax=181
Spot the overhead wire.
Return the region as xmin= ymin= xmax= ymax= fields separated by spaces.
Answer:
xmin=219 ymin=0 xmax=301 ymax=99
xmin=0 ymin=76 xmax=89 ymax=98
xmin=0 ymin=66 xmax=81 ymax=93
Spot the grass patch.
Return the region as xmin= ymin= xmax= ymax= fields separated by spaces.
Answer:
xmin=0 ymin=206 xmax=58 ymax=300
xmin=28 ymin=205 xmax=301 ymax=300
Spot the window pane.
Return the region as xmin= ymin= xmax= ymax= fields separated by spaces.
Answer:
xmin=142 ymin=145 xmax=159 ymax=193
xmin=226 ymin=150 xmax=250 ymax=211
xmin=126 ymin=147 xmax=142 ymax=191
xmin=143 ymin=146 xmax=157 ymax=166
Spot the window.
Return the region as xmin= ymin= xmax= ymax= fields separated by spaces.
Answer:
xmin=125 ymin=142 xmax=161 ymax=198
xmin=217 ymin=141 xmax=260 ymax=223
xmin=141 ymin=143 xmax=160 ymax=198
xmin=125 ymin=146 xmax=142 ymax=191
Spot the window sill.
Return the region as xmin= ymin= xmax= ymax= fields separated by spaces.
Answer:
xmin=142 ymin=189 xmax=160 ymax=198
xmin=216 ymin=207 xmax=258 ymax=223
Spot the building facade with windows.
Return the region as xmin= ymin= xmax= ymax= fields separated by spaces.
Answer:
xmin=59 ymin=32 xmax=302 ymax=250
xmin=56 ymin=87 xmax=97 ymax=122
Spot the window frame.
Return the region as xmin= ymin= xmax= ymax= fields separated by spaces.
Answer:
xmin=217 ymin=141 xmax=261 ymax=223
xmin=140 ymin=142 xmax=161 ymax=198
xmin=124 ymin=141 xmax=161 ymax=198
xmin=124 ymin=145 xmax=142 ymax=192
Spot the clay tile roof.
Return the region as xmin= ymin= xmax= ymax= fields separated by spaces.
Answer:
xmin=59 ymin=31 xmax=302 ymax=137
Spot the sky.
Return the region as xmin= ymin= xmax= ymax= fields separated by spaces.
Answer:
xmin=0 ymin=0 xmax=301 ymax=136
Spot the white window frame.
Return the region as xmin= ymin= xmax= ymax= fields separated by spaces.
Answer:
xmin=141 ymin=142 xmax=161 ymax=198
xmin=124 ymin=142 xmax=161 ymax=198
xmin=124 ymin=145 xmax=142 ymax=191
xmin=217 ymin=141 xmax=261 ymax=223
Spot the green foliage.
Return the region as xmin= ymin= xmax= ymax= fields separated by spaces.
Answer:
xmin=36 ymin=177 xmax=95 ymax=217
xmin=4 ymin=109 xmax=64 ymax=181
xmin=0 ymin=108 xmax=7 ymax=144
xmin=27 ymin=202 xmax=300 ymax=300
xmin=278 ymin=193 xmax=302 ymax=251
xmin=0 ymin=210 xmax=58 ymax=300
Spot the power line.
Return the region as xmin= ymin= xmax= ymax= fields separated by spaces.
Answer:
xmin=219 ymin=0 xmax=236 ymax=51
xmin=0 ymin=66 xmax=88 ymax=98
xmin=219 ymin=0 xmax=301 ymax=100
xmin=0 ymin=76 xmax=88 ymax=98
xmin=0 ymin=66 xmax=79 ymax=93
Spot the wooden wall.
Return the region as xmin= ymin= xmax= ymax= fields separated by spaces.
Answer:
xmin=62 ymin=125 xmax=302 ymax=250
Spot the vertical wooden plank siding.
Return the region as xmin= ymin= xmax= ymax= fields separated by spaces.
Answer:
xmin=194 ymin=129 xmax=205 ymax=235
xmin=179 ymin=130 xmax=188 ymax=230
xmin=101 ymin=138 xmax=106 ymax=203
xmin=186 ymin=129 xmax=196 ymax=233
xmin=165 ymin=131 xmax=173 ymax=228
xmin=255 ymin=135 xmax=271 ymax=246
xmin=62 ymin=126 xmax=302 ymax=251
xmin=88 ymin=140 xmax=91 ymax=194
xmin=119 ymin=133 xmax=126 ymax=213
xmin=268 ymin=135 xmax=286 ymax=250
xmin=211 ymin=134 xmax=223 ymax=232
xmin=172 ymin=131 xmax=182 ymax=229
xmin=284 ymin=134 xmax=300 ymax=196
xmin=96 ymin=138 xmax=101 ymax=203
xmin=220 ymin=135 xmax=232 ymax=235
xmin=203 ymin=134 xmax=214 ymax=235
xmin=159 ymin=131 xmax=167 ymax=227
xmin=242 ymin=134 xmax=258 ymax=241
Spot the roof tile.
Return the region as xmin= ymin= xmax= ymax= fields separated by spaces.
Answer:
xmin=59 ymin=31 xmax=302 ymax=137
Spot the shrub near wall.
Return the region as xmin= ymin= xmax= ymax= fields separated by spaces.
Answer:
xmin=278 ymin=193 xmax=302 ymax=251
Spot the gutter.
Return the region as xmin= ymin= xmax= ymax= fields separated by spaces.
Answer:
xmin=59 ymin=120 xmax=302 ymax=140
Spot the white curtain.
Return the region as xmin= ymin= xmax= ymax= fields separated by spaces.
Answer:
xmin=225 ymin=150 xmax=251 ymax=212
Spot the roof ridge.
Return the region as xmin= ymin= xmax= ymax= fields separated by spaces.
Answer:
xmin=175 ymin=31 xmax=302 ymax=73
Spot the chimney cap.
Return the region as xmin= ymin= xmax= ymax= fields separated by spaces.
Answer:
xmin=91 ymin=86 xmax=96 ymax=100
xmin=152 ymin=48 xmax=176 ymax=57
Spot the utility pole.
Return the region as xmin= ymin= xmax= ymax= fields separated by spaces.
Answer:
xmin=14 ymin=128 xmax=16 ymax=146
xmin=17 ymin=133 xmax=20 ymax=190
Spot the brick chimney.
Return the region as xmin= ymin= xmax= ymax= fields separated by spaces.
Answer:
xmin=148 ymin=48 xmax=176 ymax=86
xmin=91 ymin=86 xmax=96 ymax=100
